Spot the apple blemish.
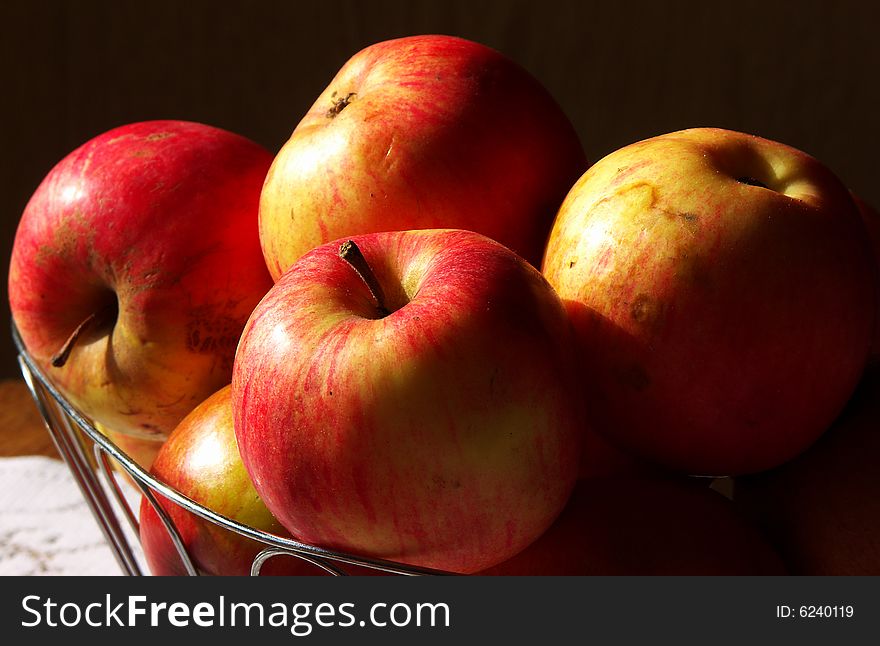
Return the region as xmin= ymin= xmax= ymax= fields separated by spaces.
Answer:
xmin=326 ymin=91 xmax=357 ymax=118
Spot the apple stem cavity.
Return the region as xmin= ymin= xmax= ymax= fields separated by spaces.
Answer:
xmin=338 ymin=240 xmax=390 ymax=317
xmin=51 ymin=302 xmax=116 ymax=368
xmin=737 ymin=176 xmax=769 ymax=189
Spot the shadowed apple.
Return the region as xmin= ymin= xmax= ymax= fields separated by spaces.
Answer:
xmin=735 ymin=368 xmax=880 ymax=575
xmin=481 ymin=477 xmax=786 ymax=575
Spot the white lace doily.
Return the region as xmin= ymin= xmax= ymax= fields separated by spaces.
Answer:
xmin=0 ymin=456 xmax=146 ymax=576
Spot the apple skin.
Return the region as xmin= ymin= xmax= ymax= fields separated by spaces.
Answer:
xmin=542 ymin=127 xmax=875 ymax=476
xmin=9 ymin=120 xmax=274 ymax=440
xmin=258 ymin=34 xmax=587 ymax=278
xmin=139 ymin=386 xmax=340 ymax=576
xmin=481 ymin=477 xmax=785 ymax=575
xmin=852 ymin=195 xmax=880 ymax=362
xmin=232 ymin=229 xmax=583 ymax=574
xmin=735 ymin=368 xmax=880 ymax=575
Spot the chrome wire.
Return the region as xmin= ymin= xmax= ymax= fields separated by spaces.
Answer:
xmin=132 ymin=477 xmax=200 ymax=576
xmin=18 ymin=355 xmax=142 ymax=575
xmin=93 ymin=444 xmax=141 ymax=536
xmin=251 ymin=547 xmax=349 ymax=577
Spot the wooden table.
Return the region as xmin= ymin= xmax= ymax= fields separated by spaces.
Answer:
xmin=0 ymin=378 xmax=59 ymax=458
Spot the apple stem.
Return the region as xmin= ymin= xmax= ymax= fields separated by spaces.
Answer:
xmin=51 ymin=313 xmax=99 ymax=367
xmin=51 ymin=300 xmax=117 ymax=368
xmin=338 ymin=240 xmax=390 ymax=317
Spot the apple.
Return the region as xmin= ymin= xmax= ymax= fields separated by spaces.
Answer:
xmin=542 ymin=127 xmax=875 ymax=475
xmin=139 ymin=385 xmax=339 ymax=576
xmin=852 ymin=194 xmax=880 ymax=362
xmin=481 ymin=477 xmax=785 ymax=575
xmin=9 ymin=120 xmax=274 ymax=440
xmin=735 ymin=368 xmax=880 ymax=575
xmin=232 ymin=229 xmax=583 ymax=573
xmin=258 ymin=34 xmax=587 ymax=278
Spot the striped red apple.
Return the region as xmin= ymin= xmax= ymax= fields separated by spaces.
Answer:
xmin=232 ymin=229 xmax=584 ymax=573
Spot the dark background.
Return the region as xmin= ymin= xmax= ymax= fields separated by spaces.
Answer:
xmin=2 ymin=0 xmax=878 ymax=377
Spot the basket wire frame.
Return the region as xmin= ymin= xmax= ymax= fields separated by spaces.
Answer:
xmin=12 ymin=321 xmax=450 ymax=577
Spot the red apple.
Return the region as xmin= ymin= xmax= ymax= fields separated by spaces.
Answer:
xmin=140 ymin=386 xmax=332 ymax=576
xmin=852 ymin=195 xmax=880 ymax=362
xmin=9 ymin=120 xmax=274 ymax=439
xmin=735 ymin=368 xmax=880 ymax=575
xmin=258 ymin=34 xmax=587 ymax=278
xmin=482 ymin=477 xmax=785 ymax=575
xmin=232 ymin=229 xmax=583 ymax=573
xmin=543 ymin=127 xmax=875 ymax=475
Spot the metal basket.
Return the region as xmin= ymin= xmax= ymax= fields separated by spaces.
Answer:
xmin=12 ymin=321 xmax=449 ymax=576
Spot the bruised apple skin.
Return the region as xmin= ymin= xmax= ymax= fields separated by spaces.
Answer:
xmin=140 ymin=386 xmax=324 ymax=576
xmin=258 ymin=34 xmax=587 ymax=278
xmin=543 ymin=128 xmax=876 ymax=476
xmin=232 ymin=229 xmax=583 ymax=574
xmin=481 ymin=478 xmax=785 ymax=575
xmin=8 ymin=121 xmax=274 ymax=439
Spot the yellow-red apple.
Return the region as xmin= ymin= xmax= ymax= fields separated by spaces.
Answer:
xmin=258 ymin=35 xmax=587 ymax=277
xmin=140 ymin=386 xmax=324 ymax=576
xmin=543 ymin=128 xmax=875 ymax=475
